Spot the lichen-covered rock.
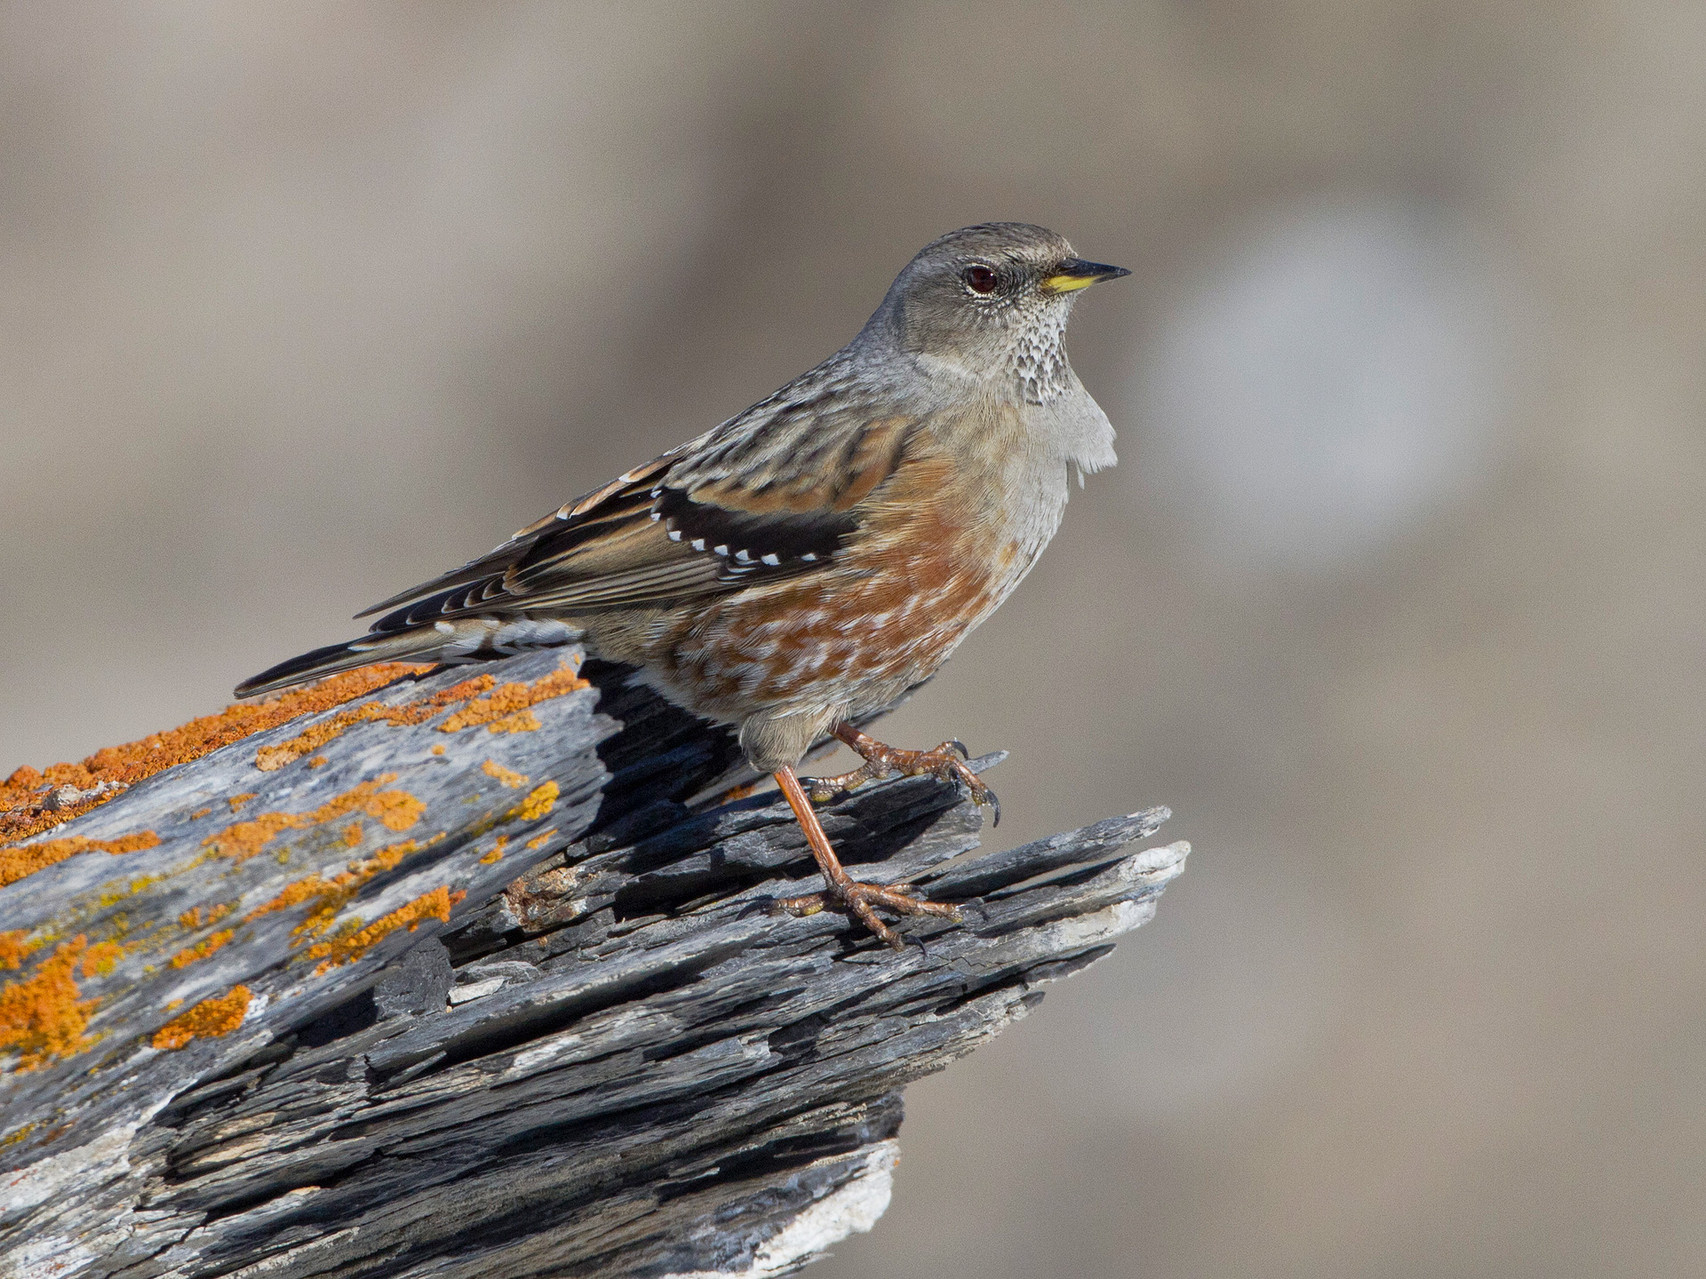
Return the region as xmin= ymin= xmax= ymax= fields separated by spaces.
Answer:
xmin=0 ymin=651 xmax=1184 ymax=1278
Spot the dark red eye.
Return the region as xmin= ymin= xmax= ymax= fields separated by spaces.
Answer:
xmin=963 ymin=265 xmax=998 ymax=295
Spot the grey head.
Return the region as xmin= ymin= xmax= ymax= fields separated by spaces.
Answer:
xmin=857 ymin=222 xmax=1129 ymax=405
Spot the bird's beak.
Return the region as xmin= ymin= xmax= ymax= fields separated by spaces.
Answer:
xmin=1040 ymin=258 xmax=1132 ymax=294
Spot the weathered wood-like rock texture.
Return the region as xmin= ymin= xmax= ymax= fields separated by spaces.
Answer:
xmin=0 ymin=650 xmax=1185 ymax=1278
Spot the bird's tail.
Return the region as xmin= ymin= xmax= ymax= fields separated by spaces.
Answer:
xmin=234 ymin=617 xmax=581 ymax=699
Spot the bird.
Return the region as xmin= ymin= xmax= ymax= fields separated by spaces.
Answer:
xmin=238 ymin=222 xmax=1128 ymax=948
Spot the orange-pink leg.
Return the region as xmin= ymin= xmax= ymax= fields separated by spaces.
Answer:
xmin=771 ymin=764 xmax=960 ymax=950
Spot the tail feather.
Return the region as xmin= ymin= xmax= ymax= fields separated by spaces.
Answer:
xmin=235 ymin=617 xmax=580 ymax=699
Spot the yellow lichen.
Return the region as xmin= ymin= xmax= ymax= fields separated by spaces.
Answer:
xmin=202 ymin=777 xmax=424 ymax=863
xmin=306 ymin=887 xmax=465 ymax=975
xmin=513 ymin=782 xmax=558 ymax=823
xmin=1 ymin=1122 xmax=38 ymax=1147
xmin=429 ymin=745 xmax=446 ymax=756
xmin=525 ymin=829 xmax=557 ymax=851
xmin=94 ymin=873 xmax=163 ymax=911
xmin=151 ymin=985 xmax=251 ymax=1051
xmin=0 ymin=938 xmax=97 ymax=1071
xmin=169 ymin=930 xmax=234 ymax=969
xmin=481 ymin=761 xmax=529 ymax=789
xmin=479 ymin=835 xmax=508 ymax=865
xmin=227 ymin=793 xmax=256 ymax=812
xmin=0 ymin=830 xmax=161 ymax=888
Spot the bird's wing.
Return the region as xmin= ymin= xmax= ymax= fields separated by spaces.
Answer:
xmin=357 ymin=385 xmax=915 ymax=634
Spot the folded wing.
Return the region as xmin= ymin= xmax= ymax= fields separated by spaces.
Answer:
xmin=356 ymin=387 xmax=915 ymax=638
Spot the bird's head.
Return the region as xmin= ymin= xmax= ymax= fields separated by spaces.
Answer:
xmin=865 ymin=222 xmax=1129 ymax=401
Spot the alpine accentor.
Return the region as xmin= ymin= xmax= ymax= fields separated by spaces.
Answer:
xmin=239 ymin=222 xmax=1128 ymax=947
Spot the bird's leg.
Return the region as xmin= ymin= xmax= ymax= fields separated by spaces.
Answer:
xmin=771 ymin=764 xmax=960 ymax=950
xmin=812 ymin=724 xmax=1001 ymax=824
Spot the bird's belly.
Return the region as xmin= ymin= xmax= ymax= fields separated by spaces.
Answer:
xmin=633 ymin=538 xmax=1051 ymax=727
xmin=626 ymin=565 xmax=974 ymax=721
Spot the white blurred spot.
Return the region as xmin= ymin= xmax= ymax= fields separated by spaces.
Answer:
xmin=1134 ymin=198 xmax=1519 ymax=569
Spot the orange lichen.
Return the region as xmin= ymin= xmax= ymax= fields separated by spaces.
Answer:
xmin=368 ymin=789 xmax=427 ymax=831
xmin=226 ymin=793 xmax=256 ymax=812
xmin=0 ymin=665 xmax=431 ymax=847
xmin=306 ymin=886 xmax=465 ymax=975
xmin=436 ymin=674 xmax=498 ymax=700
xmin=0 ymin=938 xmax=96 ymax=1071
xmin=308 ymin=756 xmax=328 ymax=768
xmin=178 ymin=903 xmax=234 ymax=930
xmin=0 ymin=932 xmax=37 ymax=971
xmin=190 ymin=807 xmax=213 ymax=819
xmin=525 ymin=829 xmax=557 ymax=852
xmin=253 ymin=664 xmax=585 ymax=768
xmin=169 ymin=930 xmax=234 ymax=969
xmin=244 ymin=877 xmax=325 ymax=921
xmin=79 ymin=940 xmax=126 ymax=979
xmin=512 ymin=782 xmax=558 ymax=823
xmin=243 ymin=839 xmax=424 ymax=943
xmin=479 ymin=835 xmax=508 ymax=865
xmin=202 ymin=777 xmax=424 ymax=863
xmin=254 ymin=708 xmax=390 ymax=771
xmin=245 ymin=675 xmax=481 ymax=777
xmin=0 ymin=830 xmax=161 ymax=888
xmin=429 ymin=745 xmax=446 ymax=756
xmin=481 ymin=761 xmax=529 ymax=789
xmin=436 ymin=664 xmax=588 ymax=733
xmin=151 ymin=985 xmax=251 ymax=1051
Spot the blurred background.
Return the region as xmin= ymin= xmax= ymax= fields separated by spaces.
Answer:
xmin=2 ymin=2 xmax=1701 ymax=1274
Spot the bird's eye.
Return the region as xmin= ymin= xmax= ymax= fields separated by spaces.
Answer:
xmin=962 ymin=265 xmax=998 ymax=295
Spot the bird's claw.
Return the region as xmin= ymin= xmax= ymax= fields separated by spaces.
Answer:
xmin=913 ymin=742 xmax=1000 ymax=825
xmin=812 ymin=728 xmax=998 ymax=824
xmin=775 ymin=878 xmax=961 ymax=951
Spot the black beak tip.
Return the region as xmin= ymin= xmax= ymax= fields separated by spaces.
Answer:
xmin=1058 ymin=257 xmax=1131 ymax=285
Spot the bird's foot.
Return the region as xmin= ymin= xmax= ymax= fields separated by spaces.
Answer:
xmin=802 ymin=760 xmax=887 ymax=804
xmin=828 ymin=725 xmax=1000 ymax=825
xmin=775 ymin=875 xmax=961 ymax=951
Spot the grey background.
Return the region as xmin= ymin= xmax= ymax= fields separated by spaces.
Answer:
xmin=2 ymin=4 xmax=1700 ymax=1275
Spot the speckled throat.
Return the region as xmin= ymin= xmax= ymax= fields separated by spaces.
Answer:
xmin=1007 ymin=306 xmax=1073 ymax=406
